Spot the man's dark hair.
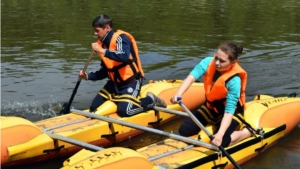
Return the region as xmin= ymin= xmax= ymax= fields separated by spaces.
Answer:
xmin=92 ymin=14 xmax=112 ymax=28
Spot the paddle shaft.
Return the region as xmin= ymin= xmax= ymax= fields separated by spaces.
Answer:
xmin=69 ymin=50 xmax=95 ymax=103
xmin=179 ymin=102 xmax=242 ymax=169
xmin=153 ymin=106 xmax=189 ymax=117
xmin=71 ymin=109 xmax=218 ymax=150
xmin=61 ymin=51 xmax=94 ymax=114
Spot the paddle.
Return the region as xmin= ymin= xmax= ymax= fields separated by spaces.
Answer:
xmin=60 ymin=51 xmax=95 ymax=114
xmin=153 ymin=106 xmax=189 ymax=117
xmin=177 ymin=98 xmax=242 ymax=169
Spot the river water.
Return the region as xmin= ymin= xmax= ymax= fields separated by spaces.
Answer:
xmin=1 ymin=0 xmax=300 ymax=168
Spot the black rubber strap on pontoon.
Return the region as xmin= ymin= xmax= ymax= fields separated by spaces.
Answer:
xmin=211 ymin=162 xmax=228 ymax=169
xmin=101 ymin=122 xmax=119 ymax=138
xmin=255 ymin=143 xmax=268 ymax=152
xmin=43 ymin=145 xmax=65 ymax=153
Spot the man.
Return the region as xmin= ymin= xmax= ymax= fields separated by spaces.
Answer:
xmin=79 ymin=14 xmax=166 ymax=117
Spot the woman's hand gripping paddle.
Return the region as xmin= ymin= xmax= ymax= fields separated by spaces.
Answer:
xmin=60 ymin=51 xmax=95 ymax=114
xmin=177 ymin=97 xmax=242 ymax=169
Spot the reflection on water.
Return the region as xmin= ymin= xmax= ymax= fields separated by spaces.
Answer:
xmin=1 ymin=0 xmax=300 ymax=168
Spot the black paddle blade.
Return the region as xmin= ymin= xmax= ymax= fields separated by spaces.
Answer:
xmin=60 ymin=103 xmax=71 ymax=114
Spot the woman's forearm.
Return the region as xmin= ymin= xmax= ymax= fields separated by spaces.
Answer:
xmin=218 ymin=113 xmax=233 ymax=135
xmin=175 ymin=75 xmax=196 ymax=96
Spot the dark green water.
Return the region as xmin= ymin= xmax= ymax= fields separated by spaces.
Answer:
xmin=1 ymin=0 xmax=300 ymax=168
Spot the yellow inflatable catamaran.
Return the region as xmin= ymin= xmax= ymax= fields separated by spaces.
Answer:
xmin=61 ymin=94 xmax=300 ymax=169
xmin=1 ymin=80 xmax=206 ymax=168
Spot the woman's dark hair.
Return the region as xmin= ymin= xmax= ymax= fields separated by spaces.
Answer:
xmin=92 ymin=14 xmax=112 ymax=28
xmin=218 ymin=42 xmax=243 ymax=61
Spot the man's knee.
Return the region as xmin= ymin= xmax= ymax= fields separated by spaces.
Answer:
xmin=89 ymin=104 xmax=98 ymax=112
xmin=116 ymin=108 xmax=130 ymax=117
xmin=90 ymin=94 xmax=106 ymax=112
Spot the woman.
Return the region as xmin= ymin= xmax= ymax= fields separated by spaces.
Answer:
xmin=171 ymin=42 xmax=251 ymax=147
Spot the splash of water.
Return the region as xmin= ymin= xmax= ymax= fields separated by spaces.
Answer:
xmin=1 ymin=95 xmax=60 ymax=122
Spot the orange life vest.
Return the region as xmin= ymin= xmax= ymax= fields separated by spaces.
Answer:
xmin=203 ymin=59 xmax=247 ymax=113
xmin=96 ymin=30 xmax=144 ymax=85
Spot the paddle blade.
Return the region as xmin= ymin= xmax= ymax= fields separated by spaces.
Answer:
xmin=60 ymin=103 xmax=71 ymax=114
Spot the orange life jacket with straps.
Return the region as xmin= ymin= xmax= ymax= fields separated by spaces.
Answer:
xmin=203 ymin=59 xmax=247 ymax=113
xmin=96 ymin=30 xmax=144 ymax=85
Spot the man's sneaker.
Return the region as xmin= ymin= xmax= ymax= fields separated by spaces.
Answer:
xmin=147 ymin=92 xmax=167 ymax=108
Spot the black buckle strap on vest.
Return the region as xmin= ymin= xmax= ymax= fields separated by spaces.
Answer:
xmin=207 ymin=98 xmax=226 ymax=113
xmin=207 ymin=98 xmax=244 ymax=114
